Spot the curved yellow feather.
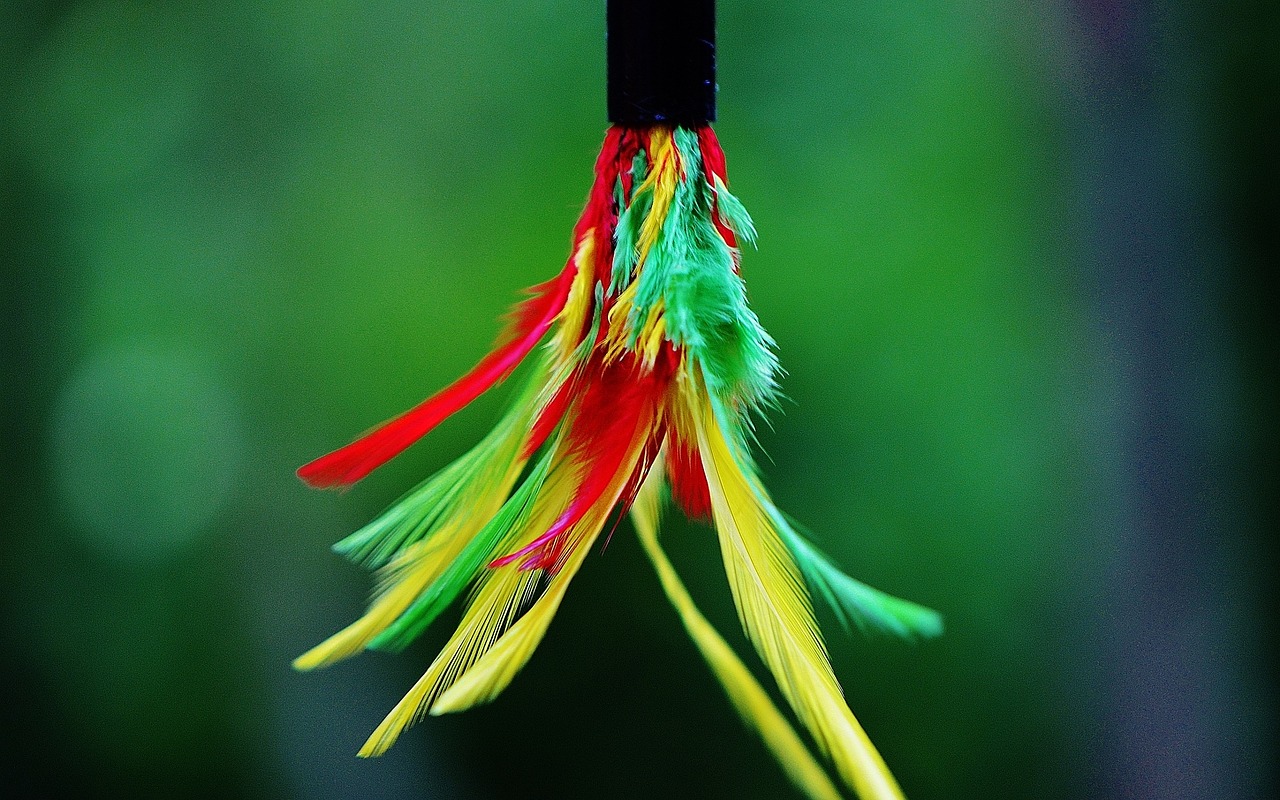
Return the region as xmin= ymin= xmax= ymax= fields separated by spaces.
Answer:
xmin=630 ymin=460 xmax=844 ymax=800
xmin=356 ymin=462 xmax=583 ymax=754
xmin=427 ymin=501 xmax=609 ymax=715
xmin=293 ymin=523 xmax=478 ymax=671
xmin=690 ymin=384 xmax=906 ymax=800
xmin=428 ymin=395 xmax=659 ymax=714
xmin=357 ymin=564 xmax=540 ymax=757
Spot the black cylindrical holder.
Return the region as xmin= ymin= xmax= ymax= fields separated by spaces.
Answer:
xmin=607 ymin=0 xmax=715 ymax=126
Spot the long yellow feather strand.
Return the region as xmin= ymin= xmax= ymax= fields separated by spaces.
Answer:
xmin=357 ymin=565 xmax=541 ymax=757
xmin=430 ymin=415 xmax=656 ymax=714
xmin=630 ymin=459 xmax=844 ymax=800
xmin=355 ymin=461 xmax=584 ymax=754
xmin=690 ymin=385 xmax=906 ymax=800
xmin=427 ymin=505 xmax=608 ymax=715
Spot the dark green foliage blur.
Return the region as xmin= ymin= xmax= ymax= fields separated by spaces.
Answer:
xmin=1 ymin=2 xmax=1273 ymax=799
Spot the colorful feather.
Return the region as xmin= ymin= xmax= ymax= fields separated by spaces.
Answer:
xmin=296 ymin=125 xmax=940 ymax=800
xmin=631 ymin=458 xmax=844 ymax=800
xmin=692 ymin=380 xmax=906 ymax=800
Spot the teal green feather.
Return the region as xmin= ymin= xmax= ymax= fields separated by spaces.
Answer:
xmin=776 ymin=517 xmax=943 ymax=640
xmin=611 ymin=151 xmax=649 ymax=292
xmin=628 ymin=127 xmax=779 ymax=408
xmin=709 ymin=174 xmax=757 ymax=246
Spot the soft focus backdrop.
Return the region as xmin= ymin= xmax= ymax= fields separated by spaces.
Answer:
xmin=1 ymin=1 xmax=1274 ymax=798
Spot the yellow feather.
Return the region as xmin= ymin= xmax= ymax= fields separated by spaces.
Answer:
xmin=548 ymin=231 xmax=597 ymax=367
xmin=430 ymin=415 xmax=656 ymax=714
xmin=601 ymin=294 xmax=667 ymax=369
xmin=633 ymin=127 xmax=678 ymax=270
xmin=428 ymin=507 xmax=607 ymax=714
xmin=690 ymin=382 xmax=907 ymax=800
xmin=639 ymin=311 xmax=667 ymax=367
xmin=292 ymin=521 xmax=473 ymax=670
xmin=631 ymin=459 xmax=844 ymax=800
xmin=357 ymin=564 xmax=540 ymax=757
xmin=357 ymin=460 xmax=584 ymax=754
xmin=604 ymin=279 xmax=641 ymax=361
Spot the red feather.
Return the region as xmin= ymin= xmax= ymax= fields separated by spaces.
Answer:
xmin=491 ymin=352 xmax=669 ymax=571
xmin=296 ymin=275 xmax=574 ymax=489
xmin=522 ymin=368 xmax=580 ymax=459
xmin=616 ymin=421 xmax=668 ymax=519
xmin=696 ymin=127 xmax=739 ymax=250
xmin=668 ymin=433 xmax=712 ymax=522
xmin=578 ymin=127 xmax=641 ymax=279
xmin=696 ymin=126 xmax=727 ymax=182
xmin=296 ymin=129 xmax=644 ymax=490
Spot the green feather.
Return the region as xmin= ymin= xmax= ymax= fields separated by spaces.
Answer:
xmin=777 ymin=518 xmax=943 ymax=641
xmin=611 ymin=150 xmax=649 ymax=292
xmin=709 ymin=174 xmax=757 ymax=247
xmin=629 ymin=127 xmax=779 ymax=408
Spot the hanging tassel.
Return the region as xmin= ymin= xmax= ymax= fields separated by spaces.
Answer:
xmin=295 ymin=4 xmax=940 ymax=799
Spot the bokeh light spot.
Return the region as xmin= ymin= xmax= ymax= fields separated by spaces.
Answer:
xmin=51 ymin=338 xmax=244 ymax=565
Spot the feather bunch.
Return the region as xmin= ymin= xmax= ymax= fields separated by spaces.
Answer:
xmin=296 ymin=126 xmax=941 ymax=800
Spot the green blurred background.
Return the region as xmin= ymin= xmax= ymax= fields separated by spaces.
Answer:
xmin=1 ymin=1 xmax=1274 ymax=798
